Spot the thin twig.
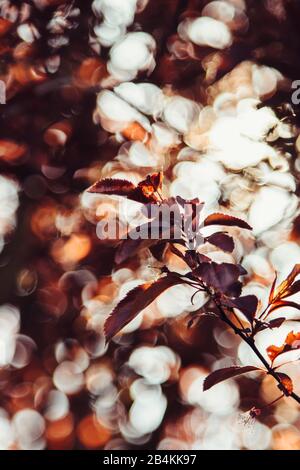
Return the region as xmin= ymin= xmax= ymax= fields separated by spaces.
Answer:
xmin=212 ymin=296 xmax=300 ymax=406
xmin=179 ymin=234 xmax=300 ymax=406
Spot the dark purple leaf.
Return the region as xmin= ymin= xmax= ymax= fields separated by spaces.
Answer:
xmin=184 ymin=251 xmax=211 ymax=270
xmin=227 ymin=282 xmax=242 ymax=298
xmin=104 ymin=274 xmax=184 ymax=341
xmin=149 ymin=242 xmax=168 ymax=261
xmin=203 ymin=366 xmax=261 ymax=391
xmin=237 ymin=265 xmax=248 ymax=276
xmin=203 ymin=213 xmax=252 ymax=230
xmin=254 ymin=317 xmax=286 ymax=334
xmin=205 ymin=232 xmax=234 ymax=253
xmin=197 ymin=253 xmax=212 ymax=263
xmin=115 ymin=238 xmax=157 ymax=264
xmin=222 ymin=295 xmax=258 ymax=323
xmin=114 ymin=215 xmax=180 ymax=264
xmin=194 ymin=262 xmax=242 ymax=296
xmin=269 ymin=317 xmax=286 ymax=329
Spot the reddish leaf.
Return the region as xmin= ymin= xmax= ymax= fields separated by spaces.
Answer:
xmin=139 ymin=172 xmax=162 ymax=193
xmin=269 ymin=300 xmax=300 ymax=314
xmin=289 ymin=280 xmax=300 ymax=297
xmin=136 ymin=172 xmax=163 ymax=202
xmin=87 ymin=178 xmax=135 ymax=196
xmin=267 ymin=331 xmax=300 ymax=362
xmin=203 ymin=213 xmax=252 ymax=230
xmin=270 ymin=264 xmax=300 ymax=303
xmin=273 ymin=349 xmax=300 ymax=368
xmin=203 ymin=366 xmax=260 ymax=391
xmin=269 ymin=274 xmax=278 ymax=304
xmin=222 ymin=295 xmax=258 ymax=323
xmin=283 ymin=264 xmax=300 ymax=286
xmin=87 ymin=173 xmax=163 ymax=204
xmin=104 ymin=274 xmax=183 ymax=341
xmin=277 ymin=373 xmax=293 ymax=395
xmin=205 ymin=232 xmax=234 ymax=253
xmin=267 ymin=344 xmax=284 ymax=362
xmin=194 ymin=262 xmax=242 ymax=297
